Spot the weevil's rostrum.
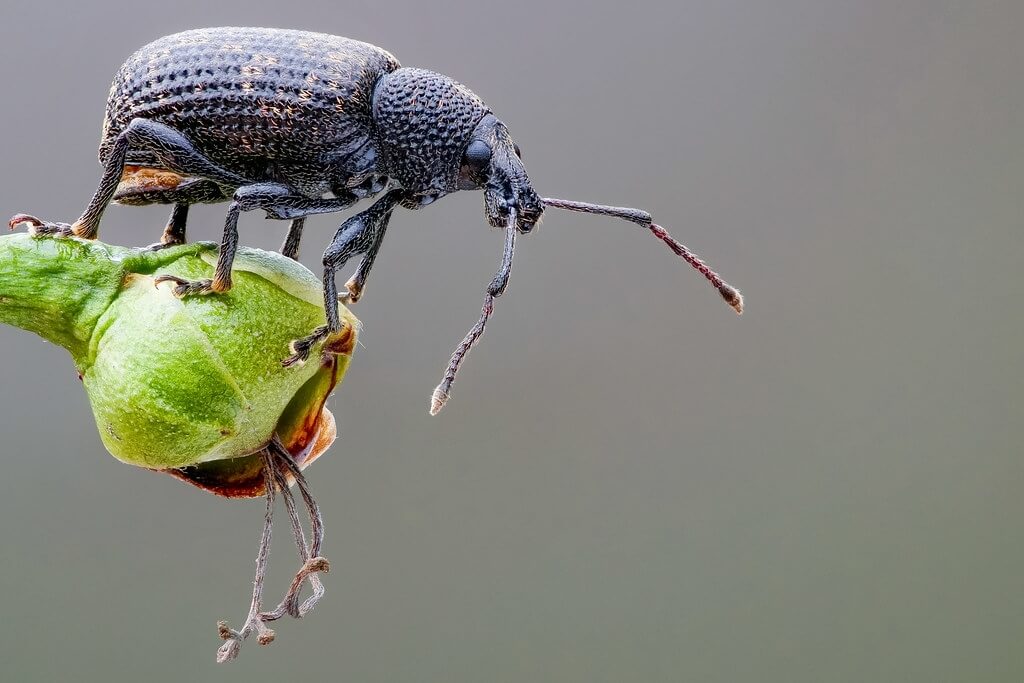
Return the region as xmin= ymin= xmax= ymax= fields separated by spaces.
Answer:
xmin=10 ymin=26 xmax=741 ymax=414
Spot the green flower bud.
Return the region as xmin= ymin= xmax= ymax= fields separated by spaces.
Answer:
xmin=0 ymin=233 xmax=357 ymax=497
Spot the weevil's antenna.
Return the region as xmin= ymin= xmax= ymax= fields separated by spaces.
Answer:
xmin=431 ymin=208 xmax=518 ymax=415
xmin=540 ymin=198 xmax=743 ymax=314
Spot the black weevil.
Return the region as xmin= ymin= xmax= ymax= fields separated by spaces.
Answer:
xmin=10 ymin=27 xmax=742 ymax=413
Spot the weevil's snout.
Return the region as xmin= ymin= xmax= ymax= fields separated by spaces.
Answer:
xmin=511 ymin=185 xmax=544 ymax=234
xmin=491 ymin=180 xmax=543 ymax=234
xmin=460 ymin=115 xmax=543 ymax=234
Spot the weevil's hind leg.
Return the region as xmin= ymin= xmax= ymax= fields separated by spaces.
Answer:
xmin=430 ymin=208 xmax=518 ymax=415
xmin=156 ymin=183 xmax=359 ymax=298
xmin=284 ymin=189 xmax=406 ymax=367
xmin=281 ymin=217 xmax=306 ymax=260
xmin=11 ymin=118 xmax=249 ymax=241
xmin=143 ymin=204 xmax=190 ymax=250
xmin=8 ymin=214 xmax=74 ymax=237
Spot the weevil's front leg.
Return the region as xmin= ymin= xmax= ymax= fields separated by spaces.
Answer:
xmin=10 ymin=118 xmax=248 ymax=240
xmin=155 ymin=183 xmax=359 ymax=297
xmin=284 ymin=189 xmax=406 ymax=367
xmin=340 ymin=205 xmax=394 ymax=304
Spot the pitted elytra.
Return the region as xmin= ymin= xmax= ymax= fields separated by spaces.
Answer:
xmin=10 ymin=27 xmax=742 ymax=414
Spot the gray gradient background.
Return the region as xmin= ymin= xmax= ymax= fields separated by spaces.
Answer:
xmin=1 ymin=1 xmax=1022 ymax=681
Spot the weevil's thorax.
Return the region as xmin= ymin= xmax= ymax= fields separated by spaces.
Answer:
xmin=371 ymin=68 xmax=490 ymax=203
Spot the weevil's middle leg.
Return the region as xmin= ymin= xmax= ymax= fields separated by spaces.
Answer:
xmin=284 ymin=189 xmax=406 ymax=367
xmin=156 ymin=183 xmax=359 ymax=298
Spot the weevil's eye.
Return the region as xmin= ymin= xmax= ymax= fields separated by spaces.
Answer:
xmin=513 ymin=143 xmax=522 ymax=160
xmin=464 ymin=140 xmax=492 ymax=170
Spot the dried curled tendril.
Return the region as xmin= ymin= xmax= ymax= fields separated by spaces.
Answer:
xmin=216 ymin=438 xmax=330 ymax=663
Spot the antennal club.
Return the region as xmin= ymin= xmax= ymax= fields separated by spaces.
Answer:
xmin=540 ymin=197 xmax=743 ymax=314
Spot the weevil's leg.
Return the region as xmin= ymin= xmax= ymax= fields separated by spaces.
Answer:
xmin=162 ymin=203 xmax=189 ymax=245
xmin=155 ymin=183 xmax=360 ymax=297
xmin=214 ymin=440 xmax=330 ymax=663
xmin=8 ymin=214 xmax=74 ymax=237
xmin=215 ymin=449 xmax=278 ymax=663
xmin=430 ymin=209 xmax=518 ymax=415
xmin=541 ymin=197 xmax=744 ymax=314
xmin=11 ymin=118 xmax=249 ymax=241
xmin=340 ymin=205 xmax=394 ymax=304
xmin=281 ymin=218 xmax=306 ymax=260
xmin=284 ymin=189 xmax=406 ymax=367
xmin=262 ymin=460 xmax=320 ymax=619
xmin=143 ymin=204 xmax=190 ymax=250
xmin=259 ymin=437 xmax=329 ymax=620
xmin=118 ymin=179 xmax=230 ymax=250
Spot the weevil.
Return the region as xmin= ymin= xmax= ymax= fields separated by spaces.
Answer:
xmin=10 ymin=27 xmax=743 ymax=413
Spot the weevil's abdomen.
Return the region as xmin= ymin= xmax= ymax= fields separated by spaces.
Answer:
xmin=100 ymin=27 xmax=400 ymax=190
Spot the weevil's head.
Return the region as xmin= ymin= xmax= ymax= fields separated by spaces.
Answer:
xmin=458 ymin=114 xmax=544 ymax=233
xmin=373 ymin=68 xmax=543 ymax=233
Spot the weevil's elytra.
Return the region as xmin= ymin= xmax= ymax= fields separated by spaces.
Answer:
xmin=102 ymin=30 xmax=401 ymax=198
xmin=11 ymin=26 xmax=742 ymax=414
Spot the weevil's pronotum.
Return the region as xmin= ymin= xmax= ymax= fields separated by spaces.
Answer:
xmin=10 ymin=27 xmax=743 ymax=413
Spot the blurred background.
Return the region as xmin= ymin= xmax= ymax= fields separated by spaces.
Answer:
xmin=1 ymin=1 xmax=1021 ymax=680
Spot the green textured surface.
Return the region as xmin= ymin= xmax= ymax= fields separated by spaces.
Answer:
xmin=0 ymin=234 xmax=356 ymax=467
